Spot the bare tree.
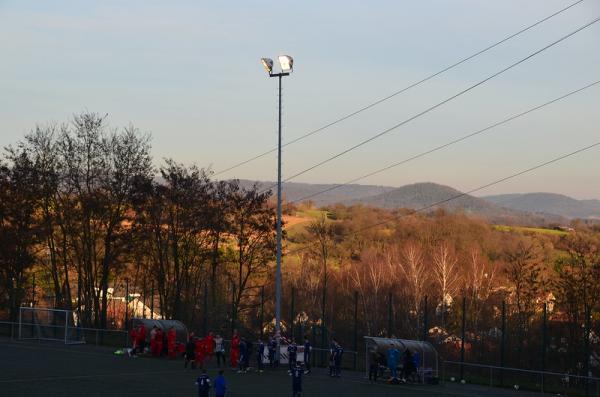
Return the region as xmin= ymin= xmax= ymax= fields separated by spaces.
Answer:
xmin=398 ymin=242 xmax=428 ymax=319
xmin=432 ymin=243 xmax=459 ymax=328
xmin=467 ymin=248 xmax=496 ymax=329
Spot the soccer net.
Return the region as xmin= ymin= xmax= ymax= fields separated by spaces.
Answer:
xmin=19 ymin=307 xmax=85 ymax=344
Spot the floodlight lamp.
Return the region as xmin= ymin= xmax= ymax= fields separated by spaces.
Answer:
xmin=278 ymin=55 xmax=293 ymax=73
xmin=261 ymin=58 xmax=274 ymax=74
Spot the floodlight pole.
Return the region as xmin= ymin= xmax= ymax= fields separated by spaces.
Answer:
xmin=270 ymin=71 xmax=289 ymax=334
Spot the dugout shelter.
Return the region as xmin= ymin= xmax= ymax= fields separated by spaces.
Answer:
xmin=364 ymin=336 xmax=438 ymax=383
xmin=131 ymin=318 xmax=188 ymax=344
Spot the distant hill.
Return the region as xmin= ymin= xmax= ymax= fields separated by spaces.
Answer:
xmin=236 ymin=179 xmax=395 ymax=206
xmin=345 ymin=182 xmax=561 ymax=224
xmin=484 ymin=193 xmax=600 ymax=219
xmin=233 ymin=179 xmax=600 ymax=223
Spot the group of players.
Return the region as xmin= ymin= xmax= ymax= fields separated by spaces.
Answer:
xmin=368 ymin=346 xmax=419 ymax=384
xmin=130 ymin=325 xmax=323 ymax=374
xmin=129 ymin=323 xmax=185 ymax=359
xmin=129 ymin=325 xmax=349 ymax=396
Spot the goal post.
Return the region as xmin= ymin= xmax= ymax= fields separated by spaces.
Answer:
xmin=18 ymin=307 xmax=85 ymax=345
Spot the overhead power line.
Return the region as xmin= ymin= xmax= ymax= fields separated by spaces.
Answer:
xmin=274 ymin=16 xmax=600 ymax=189
xmin=286 ymin=140 xmax=600 ymax=257
xmin=213 ymin=0 xmax=585 ymax=177
xmin=289 ymin=80 xmax=600 ymax=204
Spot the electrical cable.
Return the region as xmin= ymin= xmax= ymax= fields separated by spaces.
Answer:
xmin=289 ymin=80 xmax=600 ymax=204
xmin=213 ymin=0 xmax=585 ymax=177
xmin=285 ymin=140 xmax=600 ymax=257
xmin=275 ymin=17 xmax=600 ymax=190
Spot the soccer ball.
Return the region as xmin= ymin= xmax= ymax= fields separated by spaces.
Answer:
xmin=460 ymin=379 xmax=466 ymax=384
xmin=450 ymin=377 xmax=455 ymax=382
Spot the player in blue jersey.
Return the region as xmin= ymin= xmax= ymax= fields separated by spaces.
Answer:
xmin=195 ymin=369 xmax=211 ymax=397
xmin=287 ymin=338 xmax=298 ymax=374
xmin=291 ymin=361 xmax=303 ymax=397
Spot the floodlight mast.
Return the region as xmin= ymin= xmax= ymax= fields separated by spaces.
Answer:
xmin=261 ymin=55 xmax=293 ymax=334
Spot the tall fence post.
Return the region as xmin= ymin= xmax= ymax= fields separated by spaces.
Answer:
xmin=77 ymin=271 xmax=82 ymax=316
xmin=422 ymin=295 xmax=428 ymax=342
xmin=387 ymin=291 xmax=393 ymax=337
xmin=321 ymin=277 xmax=326 ymax=367
xmin=584 ymin=304 xmax=590 ymax=397
xmin=231 ymin=282 xmax=236 ymax=336
xmin=124 ymin=278 xmax=129 ymax=330
xmin=460 ymin=296 xmax=466 ymax=381
xmin=290 ymin=286 xmax=295 ymax=340
xmin=541 ymin=302 xmax=547 ymax=393
xmin=353 ymin=291 xmax=358 ymax=370
xmin=500 ymin=300 xmax=506 ymax=386
xmin=31 ymin=274 xmax=36 ymax=307
xmin=142 ymin=273 xmax=147 ymax=319
xmin=311 ymin=325 xmax=317 ymax=368
xmin=203 ymin=282 xmax=208 ymax=336
xmin=260 ymin=286 xmax=265 ymax=340
xmin=150 ymin=281 xmax=154 ymax=320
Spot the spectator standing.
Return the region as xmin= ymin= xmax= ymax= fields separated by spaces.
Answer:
xmin=214 ymin=334 xmax=225 ymax=368
xmin=268 ymin=336 xmax=276 ymax=367
xmin=237 ymin=337 xmax=247 ymax=373
xmin=303 ymin=336 xmax=311 ymax=374
xmin=287 ymin=339 xmax=298 ymax=374
xmin=185 ymin=334 xmax=196 ymax=369
xmin=369 ymin=353 xmax=380 ymax=383
xmin=333 ymin=339 xmax=343 ymax=377
xmin=257 ymin=339 xmax=265 ymax=372
xmin=245 ymin=338 xmax=252 ymax=371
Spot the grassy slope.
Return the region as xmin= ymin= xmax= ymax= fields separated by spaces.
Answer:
xmin=493 ymin=225 xmax=568 ymax=236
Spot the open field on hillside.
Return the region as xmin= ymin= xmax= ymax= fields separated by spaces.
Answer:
xmin=493 ymin=225 xmax=569 ymax=236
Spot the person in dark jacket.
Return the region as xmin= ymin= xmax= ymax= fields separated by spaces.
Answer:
xmin=303 ymin=336 xmax=311 ymax=374
xmin=237 ymin=338 xmax=248 ymax=373
xmin=185 ymin=333 xmax=196 ymax=369
xmin=333 ymin=339 xmax=343 ymax=377
xmin=214 ymin=370 xmax=227 ymax=397
xmin=268 ymin=336 xmax=276 ymax=367
xmin=196 ymin=369 xmax=211 ymax=397
xmin=402 ymin=349 xmax=417 ymax=383
xmin=287 ymin=339 xmax=298 ymax=374
xmin=244 ymin=339 xmax=252 ymax=370
xmin=369 ymin=353 xmax=379 ymax=383
xmin=257 ymin=339 xmax=266 ymax=372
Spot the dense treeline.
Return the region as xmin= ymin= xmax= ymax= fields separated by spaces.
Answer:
xmin=283 ymin=205 xmax=600 ymax=373
xmin=0 ymin=113 xmax=275 ymax=332
xmin=1 ymin=113 xmax=599 ymax=375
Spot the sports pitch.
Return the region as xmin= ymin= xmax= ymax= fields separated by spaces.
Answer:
xmin=0 ymin=338 xmax=543 ymax=397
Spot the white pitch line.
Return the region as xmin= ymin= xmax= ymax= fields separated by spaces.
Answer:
xmin=0 ymin=369 xmax=183 ymax=384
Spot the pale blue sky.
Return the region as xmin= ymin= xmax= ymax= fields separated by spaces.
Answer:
xmin=1 ymin=0 xmax=599 ymax=199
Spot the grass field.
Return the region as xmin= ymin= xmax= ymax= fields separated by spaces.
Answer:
xmin=493 ymin=225 xmax=568 ymax=236
xmin=0 ymin=337 xmax=549 ymax=397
